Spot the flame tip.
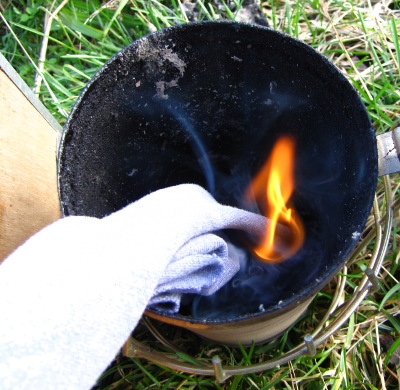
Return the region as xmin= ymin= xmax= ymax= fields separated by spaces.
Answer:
xmin=247 ymin=135 xmax=305 ymax=263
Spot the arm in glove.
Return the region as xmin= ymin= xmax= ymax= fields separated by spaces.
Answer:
xmin=0 ymin=184 xmax=268 ymax=390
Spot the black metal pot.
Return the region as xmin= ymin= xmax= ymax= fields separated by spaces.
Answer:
xmin=58 ymin=21 xmax=378 ymax=344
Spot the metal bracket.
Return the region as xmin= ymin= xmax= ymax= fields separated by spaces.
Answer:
xmin=304 ymin=334 xmax=316 ymax=356
xmin=212 ymin=356 xmax=230 ymax=383
xmin=377 ymin=126 xmax=400 ymax=176
xmin=365 ymin=267 xmax=380 ymax=294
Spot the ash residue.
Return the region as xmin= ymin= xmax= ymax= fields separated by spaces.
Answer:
xmin=136 ymin=41 xmax=187 ymax=99
xmin=155 ymin=79 xmax=179 ymax=100
xmin=136 ymin=43 xmax=187 ymax=76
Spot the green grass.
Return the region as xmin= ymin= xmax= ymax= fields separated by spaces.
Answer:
xmin=1 ymin=0 xmax=400 ymax=389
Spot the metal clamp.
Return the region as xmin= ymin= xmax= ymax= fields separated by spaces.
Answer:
xmin=376 ymin=125 xmax=400 ymax=176
xmin=365 ymin=267 xmax=380 ymax=293
xmin=212 ymin=356 xmax=230 ymax=383
xmin=304 ymin=334 xmax=316 ymax=356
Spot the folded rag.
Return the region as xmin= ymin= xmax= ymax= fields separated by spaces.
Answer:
xmin=104 ymin=183 xmax=269 ymax=315
xmin=0 ymin=184 xmax=269 ymax=390
xmin=148 ymin=233 xmax=239 ymax=313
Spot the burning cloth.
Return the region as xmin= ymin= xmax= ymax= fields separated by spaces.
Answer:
xmin=0 ymin=184 xmax=267 ymax=390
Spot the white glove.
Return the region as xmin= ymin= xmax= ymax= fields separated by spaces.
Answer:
xmin=0 ymin=184 xmax=267 ymax=390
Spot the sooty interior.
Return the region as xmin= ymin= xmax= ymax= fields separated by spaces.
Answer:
xmin=58 ymin=21 xmax=377 ymax=321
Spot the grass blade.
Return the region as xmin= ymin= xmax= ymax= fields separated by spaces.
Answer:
xmin=102 ymin=0 xmax=129 ymax=38
xmin=384 ymin=337 xmax=400 ymax=368
xmin=378 ymin=282 xmax=400 ymax=311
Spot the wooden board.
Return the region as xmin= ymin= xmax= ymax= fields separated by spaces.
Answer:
xmin=0 ymin=68 xmax=61 ymax=262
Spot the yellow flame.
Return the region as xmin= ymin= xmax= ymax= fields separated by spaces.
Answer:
xmin=247 ymin=136 xmax=304 ymax=262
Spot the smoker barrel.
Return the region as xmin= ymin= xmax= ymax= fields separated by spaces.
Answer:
xmin=58 ymin=21 xmax=378 ymax=344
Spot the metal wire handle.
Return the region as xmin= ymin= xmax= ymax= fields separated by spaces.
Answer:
xmin=123 ymin=175 xmax=393 ymax=382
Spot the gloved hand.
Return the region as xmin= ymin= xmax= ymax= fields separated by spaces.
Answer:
xmin=0 ymin=184 xmax=268 ymax=390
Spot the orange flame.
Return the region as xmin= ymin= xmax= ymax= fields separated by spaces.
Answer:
xmin=246 ymin=136 xmax=304 ymax=263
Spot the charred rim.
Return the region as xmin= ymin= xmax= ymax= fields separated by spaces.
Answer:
xmin=58 ymin=21 xmax=378 ymax=325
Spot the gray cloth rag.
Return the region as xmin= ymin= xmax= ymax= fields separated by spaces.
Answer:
xmin=149 ymin=233 xmax=239 ymax=313
xmin=0 ymin=184 xmax=269 ymax=390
